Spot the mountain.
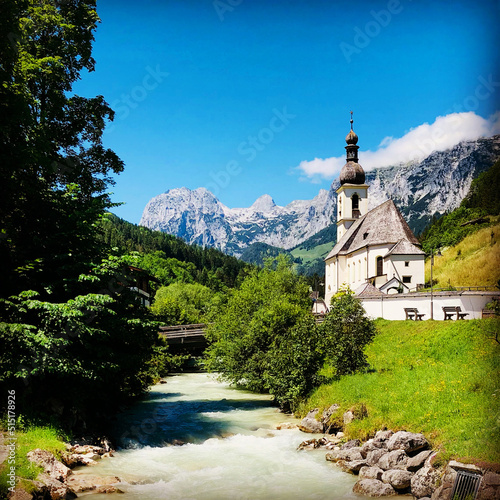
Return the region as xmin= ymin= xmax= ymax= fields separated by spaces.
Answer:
xmin=140 ymin=135 xmax=500 ymax=257
xmin=140 ymin=187 xmax=336 ymax=256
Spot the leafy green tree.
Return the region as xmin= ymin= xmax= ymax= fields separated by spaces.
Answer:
xmin=0 ymin=255 xmax=164 ymax=427
xmin=0 ymin=0 xmax=123 ymax=299
xmin=151 ymin=282 xmax=215 ymax=324
xmin=320 ymin=288 xmax=376 ymax=376
xmin=205 ymin=256 xmax=321 ymax=409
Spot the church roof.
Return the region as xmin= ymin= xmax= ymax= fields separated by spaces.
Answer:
xmin=384 ymin=238 xmax=425 ymax=257
xmin=325 ymin=199 xmax=422 ymax=260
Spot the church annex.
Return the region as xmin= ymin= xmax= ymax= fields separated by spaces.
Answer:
xmin=324 ymin=115 xmax=425 ymax=306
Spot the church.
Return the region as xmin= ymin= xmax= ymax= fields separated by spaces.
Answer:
xmin=324 ymin=116 xmax=425 ymax=306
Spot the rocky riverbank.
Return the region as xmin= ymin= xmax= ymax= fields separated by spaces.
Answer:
xmin=297 ymin=407 xmax=500 ymax=500
xmin=8 ymin=439 xmax=123 ymax=499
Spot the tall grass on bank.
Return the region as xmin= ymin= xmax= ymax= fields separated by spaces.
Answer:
xmin=300 ymin=319 xmax=500 ymax=464
xmin=0 ymin=423 xmax=66 ymax=495
xmin=425 ymin=221 xmax=500 ymax=288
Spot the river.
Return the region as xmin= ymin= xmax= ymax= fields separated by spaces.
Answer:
xmin=75 ymin=372 xmax=359 ymax=499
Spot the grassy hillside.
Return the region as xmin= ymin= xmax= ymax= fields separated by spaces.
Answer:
xmin=425 ymin=219 xmax=500 ymax=288
xmin=300 ymin=319 xmax=500 ymax=464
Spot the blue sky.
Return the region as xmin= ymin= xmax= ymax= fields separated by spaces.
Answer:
xmin=74 ymin=0 xmax=500 ymax=223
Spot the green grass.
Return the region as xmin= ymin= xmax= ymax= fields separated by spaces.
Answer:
xmin=299 ymin=319 xmax=500 ymax=464
xmin=0 ymin=423 xmax=66 ymax=495
xmin=291 ymin=241 xmax=332 ymax=264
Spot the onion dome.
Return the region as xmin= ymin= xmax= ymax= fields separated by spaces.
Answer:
xmin=340 ymin=162 xmax=365 ymax=185
xmin=345 ymin=129 xmax=358 ymax=145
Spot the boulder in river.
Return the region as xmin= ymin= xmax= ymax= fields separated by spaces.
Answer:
xmin=353 ymin=478 xmax=398 ymax=497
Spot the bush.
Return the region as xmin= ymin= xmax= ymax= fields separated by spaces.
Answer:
xmin=320 ymin=288 xmax=376 ymax=376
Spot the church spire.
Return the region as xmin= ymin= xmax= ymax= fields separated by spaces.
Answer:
xmin=345 ymin=111 xmax=359 ymax=162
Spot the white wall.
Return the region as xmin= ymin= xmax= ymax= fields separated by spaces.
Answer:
xmin=359 ymin=291 xmax=499 ymax=321
xmin=386 ymin=255 xmax=425 ymax=291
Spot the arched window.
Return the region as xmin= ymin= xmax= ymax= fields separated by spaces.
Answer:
xmin=352 ymin=193 xmax=359 ymax=210
xmin=352 ymin=193 xmax=360 ymax=218
xmin=376 ymin=256 xmax=383 ymax=276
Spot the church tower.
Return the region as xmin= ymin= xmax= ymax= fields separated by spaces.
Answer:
xmin=336 ymin=112 xmax=369 ymax=241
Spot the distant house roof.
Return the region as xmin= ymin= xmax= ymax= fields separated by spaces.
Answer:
xmin=325 ymin=200 xmax=422 ymax=260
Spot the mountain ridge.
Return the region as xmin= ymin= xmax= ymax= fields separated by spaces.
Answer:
xmin=140 ymin=135 xmax=500 ymax=257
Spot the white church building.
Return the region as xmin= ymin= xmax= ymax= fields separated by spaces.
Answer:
xmin=324 ymin=116 xmax=425 ymax=306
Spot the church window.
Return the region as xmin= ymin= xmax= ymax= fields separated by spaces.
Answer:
xmin=376 ymin=256 xmax=383 ymax=276
xmin=352 ymin=193 xmax=360 ymax=218
xmin=405 ymin=261 xmax=410 ymax=267
xmin=363 ymin=232 xmax=368 ymax=240
xmin=352 ymin=193 xmax=359 ymax=210
xmin=403 ymin=276 xmax=412 ymax=284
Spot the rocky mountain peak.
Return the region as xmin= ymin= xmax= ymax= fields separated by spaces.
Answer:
xmin=140 ymin=135 xmax=500 ymax=256
xmin=249 ymin=194 xmax=277 ymax=213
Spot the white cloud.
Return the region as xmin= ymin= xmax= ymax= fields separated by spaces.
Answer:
xmin=297 ymin=112 xmax=500 ymax=182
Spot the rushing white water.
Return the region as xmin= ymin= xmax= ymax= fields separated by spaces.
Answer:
xmin=74 ymin=373 xmax=359 ymax=499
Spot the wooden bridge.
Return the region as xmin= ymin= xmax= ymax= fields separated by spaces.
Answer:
xmin=159 ymin=323 xmax=208 ymax=352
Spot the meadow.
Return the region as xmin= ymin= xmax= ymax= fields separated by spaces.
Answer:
xmin=300 ymin=318 xmax=500 ymax=465
xmin=425 ymin=220 xmax=500 ymax=288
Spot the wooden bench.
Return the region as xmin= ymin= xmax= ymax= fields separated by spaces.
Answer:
xmin=404 ymin=308 xmax=425 ymax=321
xmin=442 ymin=306 xmax=469 ymax=320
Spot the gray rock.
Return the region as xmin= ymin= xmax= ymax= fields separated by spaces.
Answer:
xmin=27 ymin=449 xmax=72 ymax=482
xmin=411 ymin=466 xmax=440 ymax=498
xmin=340 ymin=446 xmax=364 ymax=462
xmin=37 ymin=472 xmax=76 ymax=500
xmin=387 ymin=431 xmax=429 ymax=454
xmin=322 ymin=404 xmax=342 ymax=433
xmin=343 ymin=411 xmax=355 ymax=425
xmin=341 ymin=439 xmax=361 ymax=450
xmin=407 ymin=450 xmax=434 ymax=471
xmin=381 ymin=469 xmax=413 ymax=490
xmin=359 ymin=466 xmax=384 ymax=481
xmin=430 ymin=464 xmax=457 ymax=500
xmin=298 ymin=409 xmax=323 ymax=433
xmin=297 ymin=437 xmax=340 ymax=450
xmin=338 ymin=459 xmax=368 ymax=474
xmin=361 ymin=439 xmax=387 ymax=457
xmin=325 ymin=447 xmax=363 ymax=462
xmin=374 ymin=430 xmax=394 ymax=442
xmin=67 ymin=474 xmax=121 ymax=493
xmin=353 ymin=479 xmax=398 ymax=497
xmin=366 ymin=448 xmax=388 ymax=467
xmin=378 ymin=450 xmax=408 ymax=470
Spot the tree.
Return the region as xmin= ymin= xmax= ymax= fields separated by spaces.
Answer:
xmin=151 ymin=282 xmax=215 ymax=324
xmin=0 ymin=0 xmax=123 ymax=299
xmin=0 ymin=255 xmax=164 ymax=428
xmin=320 ymin=288 xmax=376 ymax=376
xmin=205 ymin=256 xmax=321 ymax=409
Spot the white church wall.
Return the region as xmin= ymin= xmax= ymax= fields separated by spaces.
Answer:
xmin=366 ymin=244 xmax=393 ymax=278
xmin=359 ymin=292 xmax=498 ymax=321
xmin=387 ymin=255 xmax=425 ymax=292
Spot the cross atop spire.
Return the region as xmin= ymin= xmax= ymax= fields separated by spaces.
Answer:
xmin=350 ymin=111 xmax=353 ymax=130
